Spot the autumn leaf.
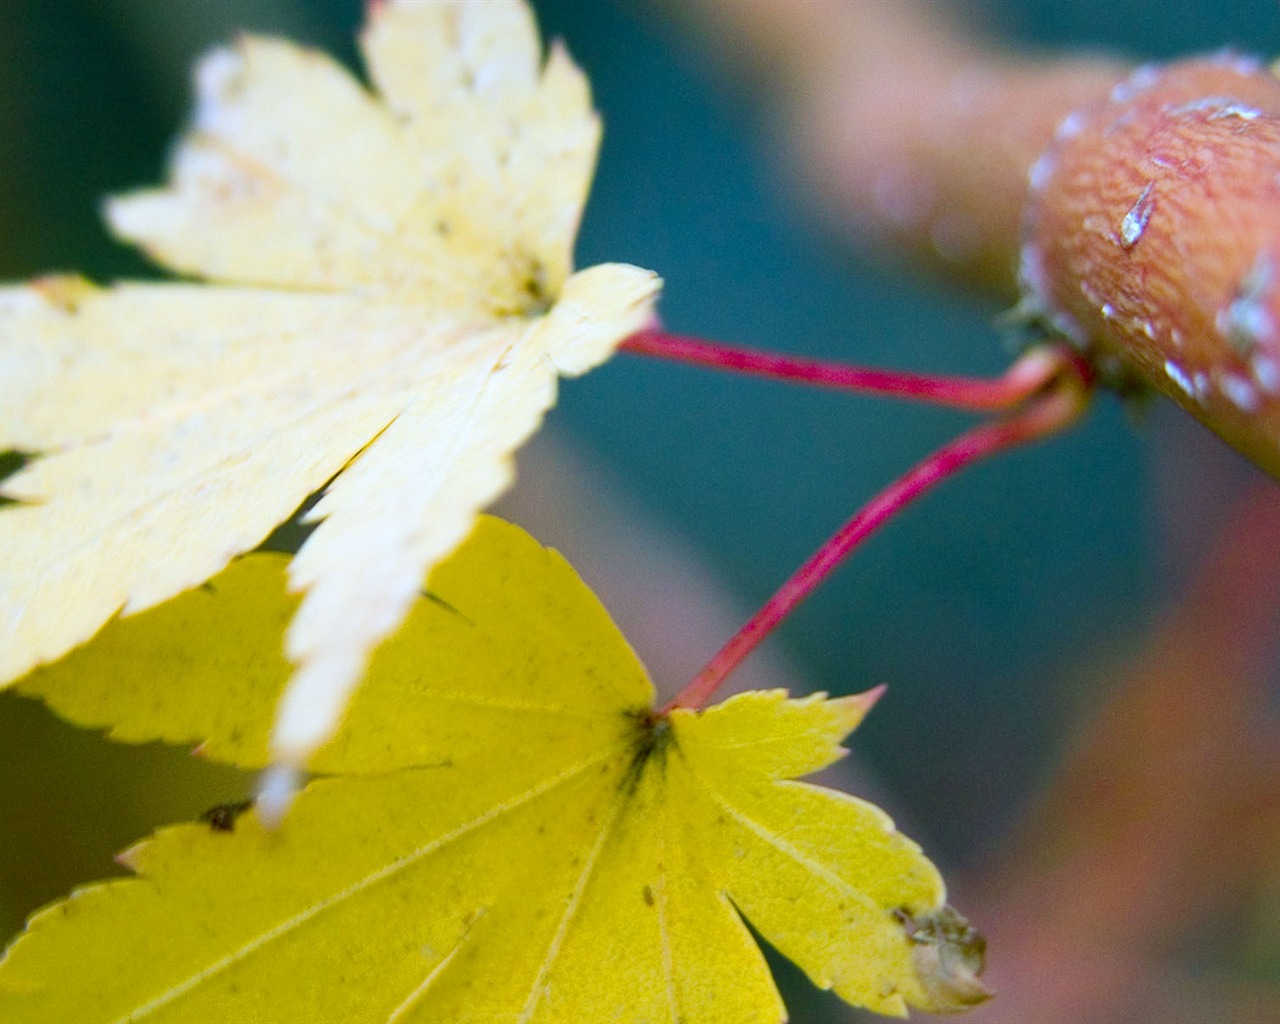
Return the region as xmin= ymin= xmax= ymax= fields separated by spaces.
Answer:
xmin=6 ymin=516 xmax=988 ymax=1021
xmin=0 ymin=0 xmax=660 ymax=773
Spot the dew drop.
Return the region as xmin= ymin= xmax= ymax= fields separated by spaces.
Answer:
xmin=1111 ymin=64 xmax=1160 ymax=104
xmin=1166 ymin=96 xmax=1262 ymax=121
xmin=1028 ymin=152 xmax=1055 ymax=192
xmin=1253 ymin=354 xmax=1280 ymax=394
xmin=1220 ymin=252 xmax=1277 ymax=355
xmin=1119 ymin=183 xmax=1155 ymax=250
xmin=1222 ymin=374 xmax=1259 ymax=412
xmin=1211 ymin=103 xmax=1263 ymax=121
xmin=1209 ymin=49 xmax=1262 ymax=76
xmin=1054 ymin=110 xmax=1087 ymax=142
xmin=1018 ymin=242 xmax=1050 ymax=298
xmin=1104 ymin=108 xmax=1140 ymax=136
xmin=1164 ymin=360 xmax=1195 ymax=397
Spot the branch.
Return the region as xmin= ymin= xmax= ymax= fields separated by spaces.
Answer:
xmin=664 ymin=352 xmax=1091 ymax=712
xmin=677 ymin=1 xmax=1280 ymax=479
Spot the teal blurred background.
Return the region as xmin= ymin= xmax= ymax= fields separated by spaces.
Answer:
xmin=2 ymin=1 xmax=1280 ymax=1020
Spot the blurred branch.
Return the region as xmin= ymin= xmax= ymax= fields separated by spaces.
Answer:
xmin=671 ymin=0 xmax=1125 ymax=296
xmin=959 ymin=480 xmax=1280 ymax=1022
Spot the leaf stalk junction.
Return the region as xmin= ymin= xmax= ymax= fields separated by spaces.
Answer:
xmin=619 ymin=330 xmax=1094 ymax=713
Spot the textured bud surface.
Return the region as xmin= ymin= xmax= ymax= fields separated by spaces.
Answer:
xmin=1024 ymin=55 xmax=1280 ymax=476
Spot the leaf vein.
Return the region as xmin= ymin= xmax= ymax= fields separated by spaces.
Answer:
xmin=695 ymin=776 xmax=877 ymax=911
xmin=113 ymin=745 xmax=624 ymax=1023
xmin=516 ymin=770 xmax=631 ymax=1023
xmin=5 ymin=348 xmax=423 ymax=590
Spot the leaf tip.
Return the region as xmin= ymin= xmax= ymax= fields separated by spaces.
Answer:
xmin=28 ymin=274 xmax=99 ymax=314
xmin=829 ymin=684 xmax=887 ymax=738
xmin=896 ymin=904 xmax=993 ymax=1013
xmin=852 ymin=683 xmax=887 ymax=714
xmin=113 ymin=842 xmax=147 ymax=874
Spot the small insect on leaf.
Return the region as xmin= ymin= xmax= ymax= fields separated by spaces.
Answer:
xmin=6 ymin=517 xmax=981 ymax=1022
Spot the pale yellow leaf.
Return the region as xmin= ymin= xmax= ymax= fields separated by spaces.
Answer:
xmin=0 ymin=0 xmax=661 ymax=771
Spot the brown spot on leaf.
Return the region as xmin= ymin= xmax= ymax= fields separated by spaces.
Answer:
xmin=200 ymin=799 xmax=254 ymax=833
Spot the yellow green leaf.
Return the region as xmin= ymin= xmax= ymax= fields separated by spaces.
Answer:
xmin=6 ymin=517 xmax=987 ymax=1020
xmin=0 ymin=0 xmax=661 ymax=773
xmin=17 ymin=516 xmax=651 ymax=776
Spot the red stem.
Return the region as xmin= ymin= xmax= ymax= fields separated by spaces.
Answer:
xmin=663 ymin=376 xmax=1091 ymax=713
xmin=622 ymin=329 xmax=1069 ymax=412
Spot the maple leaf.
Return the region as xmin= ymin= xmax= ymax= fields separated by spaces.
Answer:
xmin=6 ymin=516 xmax=989 ymax=1021
xmin=0 ymin=0 xmax=660 ymax=771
